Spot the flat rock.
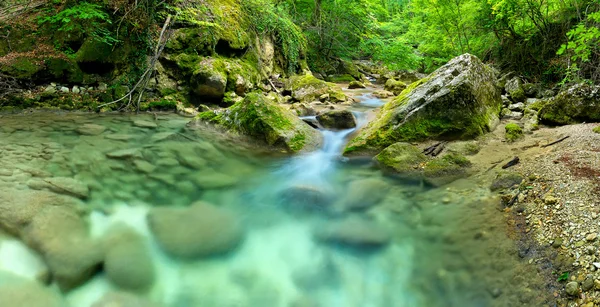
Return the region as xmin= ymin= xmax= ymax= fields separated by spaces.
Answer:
xmin=133 ymin=160 xmax=156 ymax=174
xmin=339 ymin=178 xmax=389 ymax=211
xmin=106 ymin=148 xmax=141 ymax=159
xmin=133 ymin=120 xmax=158 ymax=129
xmin=314 ymin=217 xmax=391 ymax=248
xmin=147 ymin=201 xmax=244 ymax=259
xmin=106 ymin=134 xmax=137 ymax=141
xmin=42 ymin=177 xmax=89 ymax=199
xmin=77 ymin=124 xmax=107 ymax=136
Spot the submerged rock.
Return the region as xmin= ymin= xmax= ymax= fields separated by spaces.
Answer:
xmin=77 ymin=124 xmax=106 ymax=136
xmin=42 ymin=177 xmax=89 ymax=199
xmin=490 ymin=171 xmax=523 ymax=191
xmin=374 ymin=142 xmax=427 ymax=178
xmin=280 ymin=185 xmax=334 ymax=212
xmin=0 ymin=274 xmax=67 ymax=307
xmin=345 ymin=54 xmax=501 ymax=155
xmin=132 ymin=120 xmax=158 ymax=129
xmin=92 ymin=291 xmax=163 ymax=307
xmin=422 ymin=153 xmax=472 ymax=186
xmin=194 ymin=93 xmax=322 ymax=152
xmin=539 ymin=84 xmax=600 ymax=125
xmin=339 ymin=178 xmax=390 ymax=211
xmin=316 ymin=110 xmax=356 ymax=129
xmin=147 ymin=201 xmax=244 ymax=259
xmin=103 ymin=227 xmax=155 ymax=292
xmin=314 ymin=217 xmax=391 ymax=248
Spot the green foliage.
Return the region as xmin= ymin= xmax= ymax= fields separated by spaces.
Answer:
xmin=557 ymin=272 xmax=569 ymax=282
xmin=557 ymin=10 xmax=600 ymax=83
xmin=38 ymin=2 xmax=119 ymax=46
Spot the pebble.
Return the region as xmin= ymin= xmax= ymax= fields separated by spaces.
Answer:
xmin=59 ymin=86 xmax=69 ymax=93
xmin=586 ymin=233 xmax=597 ymax=242
xmin=565 ymin=281 xmax=579 ymax=296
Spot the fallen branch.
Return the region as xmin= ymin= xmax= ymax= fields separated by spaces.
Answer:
xmin=432 ymin=142 xmax=446 ymax=157
xmin=507 ymin=190 xmax=521 ymax=207
xmin=541 ymin=135 xmax=570 ymax=148
xmin=502 ymin=156 xmax=520 ymax=169
xmin=422 ymin=142 xmax=441 ymax=155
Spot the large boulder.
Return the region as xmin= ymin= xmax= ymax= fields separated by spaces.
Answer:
xmin=92 ymin=291 xmax=163 ymax=307
xmin=539 ymin=84 xmax=600 ymax=125
xmin=505 ymin=77 xmax=526 ymax=102
xmin=191 ymin=58 xmax=227 ymax=101
xmin=384 ymin=79 xmax=407 ymax=95
xmin=316 ymin=110 xmax=357 ymax=129
xmin=147 ymin=201 xmax=244 ymax=259
xmin=344 ymin=54 xmax=501 ymax=156
xmin=284 ymin=74 xmax=347 ymax=103
xmin=194 ymin=93 xmax=322 ymax=152
xmin=422 ymin=153 xmax=472 ymax=186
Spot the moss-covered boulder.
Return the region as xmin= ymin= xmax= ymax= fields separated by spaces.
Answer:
xmin=374 ymin=142 xmax=427 ymax=178
xmin=316 ymin=110 xmax=357 ymax=129
xmin=345 ymin=54 xmax=501 ymax=156
xmin=490 ymin=171 xmax=523 ymax=191
xmin=594 ymin=126 xmax=600 ymax=134
xmin=384 ymin=79 xmax=407 ymax=95
xmin=505 ymin=77 xmax=526 ymax=102
xmin=195 ymin=92 xmax=322 ymax=152
xmin=285 ymin=74 xmax=347 ymax=103
xmin=539 ymin=84 xmax=600 ymax=125
xmin=422 ymin=153 xmax=472 ymax=186
xmin=348 ymin=81 xmax=366 ymax=89
xmin=0 ymin=57 xmax=43 ymax=79
xmin=505 ymin=123 xmax=523 ymax=142
xmin=190 ymin=58 xmax=228 ymax=101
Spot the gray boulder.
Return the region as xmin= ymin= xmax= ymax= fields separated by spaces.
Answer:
xmin=316 ymin=110 xmax=357 ymax=129
xmin=539 ymin=84 xmax=600 ymax=125
xmin=505 ymin=77 xmax=526 ymax=102
xmin=345 ymin=54 xmax=501 ymax=155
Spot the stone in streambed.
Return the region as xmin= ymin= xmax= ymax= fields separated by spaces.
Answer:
xmin=348 ymin=81 xmax=366 ymax=89
xmin=77 ymin=124 xmax=107 ymax=136
xmin=490 ymin=171 xmax=524 ymax=191
xmin=316 ymin=110 xmax=356 ymax=129
xmin=280 ymin=185 xmax=335 ymax=212
xmin=105 ymin=134 xmax=137 ymax=141
xmin=339 ymin=178 xmax=390 ymax=211
xmin=42 ymin=177 xmax=89 ymax=199
xmin=565 ymin=281 xmax=579 ymax=296
xmin=103 ymin=226 xmax=155 ymax=292
xmin=23 ymin=206 xmax=102 ymax=291
xmin=383 ymin=78 xmax=407 ymax=95
xmin=133 ymin=160 xmax=156 ymax=174
xmin=314 ymin=217 xmax=391 ymax=248
xmin=372 ymin=90 xmax=394 ymax=98
xmin=0 ymin=273 xmax=67 ymax=307
xmin=147 ymin=201 xmax=244 ymax=259
xmin=133 ymin=120 xmax=158 ymax=129
xmin=422 ymin=153 xmax=472 ymax=186
xmin=374 ymin=142 xmax=427 ymax=178
xmin=539 ymin=83 xmax=600 ymax=125
xmin=92 ymin=291 xmax=163 ymax=307
xmin=106 ymin=148 xmax=142 ymax=159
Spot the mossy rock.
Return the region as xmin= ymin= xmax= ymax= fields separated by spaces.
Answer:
xmin=505 ymin=123 xmax=523 ymax=142
xmin=505 ymin=77 xmax=526 ymax=102
xmin=345 ymin=54 xmax=502 ymax=156
xmin=195 ymin=92 xmax=322 ymax=152
xmin=0 ymin=57 xmax=42 ymax=79
xmin=374 ymin=142 xmax=427 ymax=178
xmin=539 ymin=84 xmax=600 ymax=125
xmin=422 ymin=153 xmax=472 ymax=186
xmin=348 ymin=81 xmax=366 ymax=89
xmin=326 ymin=74 xmax=356 ymax=83
xmin=165 ymin=28 xmax=214 ymax=56
xmin=384 ymin=79 xmax=407 ymax=95
xmin=490 ymin=171 xmax=523 ymax=191
xmin=594 ymin=126 xmax=600 ymax=134
xmin=316 ymin=110 xmax=356 ymax=129
xmin=45 ymin=58 xmax=84 ymax=83
xmin=285 ymin=74 xmax=347 ymax=103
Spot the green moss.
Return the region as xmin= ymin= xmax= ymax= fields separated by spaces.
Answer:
xmin=326 ymin=74 xmax=356 ymax=82
xmin=423 ymin=153 xmax=471 ymax=178
xmin=593 ymin=126 xmax=600 ymax=134
xmin=142 ymin=99 xmax=177 ymax=111
xmin=539 ymin=85 xmax=600 ymax=125
xmin=45 ymin=58 xmax=84 ymax=83
xmin=527 ymin=99 xmax=547 ymax=112
xmin=490 ymin=171 xmax=524 ymax=191
xmin=289 ymin=133 xmax=306 ymax=152
xmin=374 ymin=142 xmax=427 ymax=175
xmin=505 ymin=123 xmax=523 ymax=142
xmin=0 ymin=57 xmax=42 ymax=79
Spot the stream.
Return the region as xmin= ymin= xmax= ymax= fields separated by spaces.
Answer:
xmin=0 ymin=90 xmax=551 ymax=306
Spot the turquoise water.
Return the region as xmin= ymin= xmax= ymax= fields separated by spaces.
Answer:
xmin=0 ymin=94 xmax=550 ymax=306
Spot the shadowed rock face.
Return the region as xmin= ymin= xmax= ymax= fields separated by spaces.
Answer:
xmin=345 ymin=54 xmax=502 ymax=156
xmin=539 ymin=84 xmax=600 ymax=125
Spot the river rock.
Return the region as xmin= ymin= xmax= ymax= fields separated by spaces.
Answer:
xmin=194 ymin=93 xmax=322 ymax=152
xmin=508 ymin=102 xmax=525 ymax=111
xmin=133 ymin=160 xmax=156 ymax=174
xmin=314 ymin=217 xmax=391 ymax=248
xmin=383 ymin=78 xmax=407 ymax=95
xmin=133 ymin=120 xmax=158 ymax=129
xmin=316 ymin=110 xmax=357 ymax=129
xmin=106 ymin=134 xmax=137 ymax=141
xmin=339 ymin=178 xmax=389 ymax=211
xmin=0 ymin=240 xmax=49 ymax=282
xmin=0 ymin=169 xmax=13 ymax=176
xmin=539 ymin=84 xmax=600 ymax=125
xmin=348 ymin=81 xmax=366 ymax=89
xmin=106 ymin=148 xmax=141 ymax=159
xmin=0 ymin=274 xmax=67 ymax=307
xmin=42 ymin=177 xmax=89 ymax=199
xmin=345 ymin=54 xmax=501 ymax=155
xmin=103 ymin=227 xmax=155 ymax=291
xmin=92 ymin=292 xmax=163 ymax=307
xmin=372 ymin=90 xmax=394 ymax=98
xmin=190 ymin=58 xmax=227 ymax=101
xmin=565 ymin=281 xmax=579 ymax=296
xmin=374 ymin=142 xmax=427 ymax=178
xmin=43 ymin=86 xmax=56 ymax=94
xmin=490 ymin=171 xmax=523 ymax=191
xmin=505 ymin=77 xmax=525 ymax=102
xmin=280 ymin=185 xmax=334 ymax=212
xmin=23 ymin=206 xmax=102 ymax=291
xmin=422 ymin=153 xmax=472 ymax=186
xmin=284 ymin=74 xmax=347 ymax=103
xmin=147 ymin=201 xmax=244 ymax=259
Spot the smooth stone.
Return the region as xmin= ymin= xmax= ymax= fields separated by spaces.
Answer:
xmin=280 ymin=185 xmax=334 ymax=211
xmin=92 ymin=292 xmax=163 ymax=307
xmin=0 ymin=169 xmax=13 ymax=176
xmin=42 ymin=177 xmax=89 ymax=199
xmin=43 ymin=86 xmax=56 ymax=94
xmin=565 ymin=281 xmax=579 ymax=296
xmin=192 ymin=172 xmax=238 ymax=189
xmin=16 ymin=165 xmax=52 ymax=178
xmin=77 ymin=124 xmax=107 ymax=136
xmin=105 ymin=134 xmax=136 ymax=141
xmin=339 ymin=178 xmax=389 ymax=211
xmin=314 ymin=217 xmax=391 ymax=248
xmin=132 ymin=120 xmax=158 ymax=129
xmin=0 ymin=275 xmax=67 ymax=307
xmin=147 ymin=201 xmax=244 ymax=259
xmin=156 ymin=158 xmax=179 ymax=167
xmin=59 ymin=86 xmax=69 ymax=93
xmin=582 ymin=276 xmax=594 ymax=291
xmin=103 ymin=228 xmax=155 ymax=291
xmin=106 ymin=148 xmax=141 ymax=159
xmin=150 ymin=132 xmax=175 ymax=142
xmin=508 ymin=102 xmax=525 ymax=111
xmin=133 ymin=160 xmax=156 ymax=174
xmin=72 ymin=86 xmax=80 ymax=94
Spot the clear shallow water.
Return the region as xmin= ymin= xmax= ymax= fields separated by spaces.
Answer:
xmin=0 ymin=97 xmax=550 ymax=306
